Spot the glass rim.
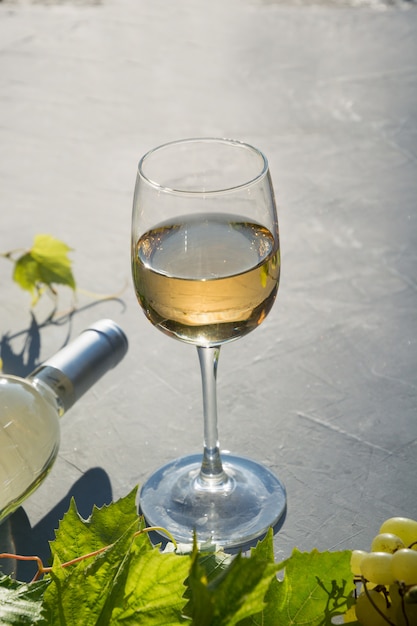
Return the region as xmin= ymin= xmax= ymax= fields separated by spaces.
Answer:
xmin=137 ymin=137 xmax=269 ymax=195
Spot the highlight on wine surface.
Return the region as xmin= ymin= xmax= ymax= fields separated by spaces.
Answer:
xmin=131 ymin=138 xmax=286 ymax=548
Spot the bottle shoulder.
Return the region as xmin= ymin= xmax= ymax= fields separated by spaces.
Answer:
xmin=0 ymin=374 xmax=61 ymax=423
xmin=0 ymin=374 xmax=60 ymax=523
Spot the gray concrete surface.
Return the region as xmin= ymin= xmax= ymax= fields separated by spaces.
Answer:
xmin=0 ymin=0 xmax=416 ymax=577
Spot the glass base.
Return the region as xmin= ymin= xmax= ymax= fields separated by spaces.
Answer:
xmin=139 ymin=453 xmax=286 ymax=549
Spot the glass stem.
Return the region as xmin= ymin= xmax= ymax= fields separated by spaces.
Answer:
xmin=197 ymin=346 xmax=227 ymax=486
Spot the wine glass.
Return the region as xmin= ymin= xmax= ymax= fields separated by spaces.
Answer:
xmin=131 ymin=138 xmax=286 ymax=548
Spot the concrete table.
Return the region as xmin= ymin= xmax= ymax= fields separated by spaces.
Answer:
xmin=0 ymin=0 xmax=416 ymax=580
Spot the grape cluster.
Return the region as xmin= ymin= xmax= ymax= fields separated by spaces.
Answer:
xmin=347 ymin=517 xmax=417 ymax=626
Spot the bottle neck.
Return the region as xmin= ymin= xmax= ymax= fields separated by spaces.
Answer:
xmin=27 ymin=319 xmax=128 ymax=413
xmin=29 ymin=365 xmax=75 ymax=413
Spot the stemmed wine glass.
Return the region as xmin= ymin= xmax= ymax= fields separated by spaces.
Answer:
xmin=131 ymin=138 xmax=286 ymax=548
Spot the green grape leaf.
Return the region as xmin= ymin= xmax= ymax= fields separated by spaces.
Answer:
xmin=12 ymin=234 xmax=76 ymax=303
xmin=109 ymin=545 xmax=190 ymax=624
xmin=0 ymin=575 xmax=48 ymax=625
xmin=50 ymin=487 xmax=143 ymax=564
xmin=194 ymin=542 xmax=233 ymax=584
xmin=42 ymin=488 xmax=145 ymax=625
xmin=42 ymin=488 xmax=189 ymax=625
xmin=238 ymin=529 xmax=284 ymax=626
xmin=183 ymin=533 xmax=280 ymax=626
xmin=0 ymin=487 xmax=358 ymax=626
xmin=272 ymin=548 xmax=355 ymax=626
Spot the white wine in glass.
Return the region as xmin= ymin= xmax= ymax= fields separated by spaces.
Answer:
xmin=132 ymin=138 xmax=286 ymax=548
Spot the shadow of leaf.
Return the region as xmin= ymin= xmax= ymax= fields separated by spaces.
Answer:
xmin=0 ymin=297 xmax=126 ymax=377
xmin=315 ymin=576 xmax=356 ymax=625
xmin=0 ymin=313 xmax=41 ymax=377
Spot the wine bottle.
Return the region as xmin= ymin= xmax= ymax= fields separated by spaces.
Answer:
xmin=0 ymin=319 xmax=128 ymax=523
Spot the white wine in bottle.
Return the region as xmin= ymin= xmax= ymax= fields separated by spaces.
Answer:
xmin=0 ymin=319 xmax=128 ymax=523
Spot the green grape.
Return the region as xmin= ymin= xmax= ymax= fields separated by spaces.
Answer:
xmin=389 ymin=583 xmax=402 ymax=611
xmin=360 ymin=552 xmax=395 ymax=585
xmin=389 ymin=584 xmax=417 ymax=626
xmin=379 ymin=517 xmax=417 ymax=550
xmin=351 ymin=550 xmax=368 ymax=577
xmin=405 ymin=584 xmax=417 ymax=604
xmin=371 ymin=533 xmax=405 ymax=554
xmin=355 ymin=589 xmax=392 ymax=626
xmin=396 ymin=603 xmax=417 ymax=626
xmin=391 ymin=549 xmax=417 ymax=585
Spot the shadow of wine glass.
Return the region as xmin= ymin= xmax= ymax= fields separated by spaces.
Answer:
xmin=0 ymin=467 xmax=113 ymax=582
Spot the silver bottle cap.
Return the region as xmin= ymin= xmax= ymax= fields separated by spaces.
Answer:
xmin=30 ymin=319 xmax=128 ymax=411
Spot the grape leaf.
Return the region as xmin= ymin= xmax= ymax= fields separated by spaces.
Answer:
xmin=50 ymin=487 xmax=143 ymax=565
xmin=13 ymin=234 xmax=75 ymax=304
xmin=0 ymin=575 xmax=48 ymax=625
xmin=272 ymin=548 xmax=355 ymax=625
xmin=238 ymin=529 xmax=284 ymax=626
xmin=109 ymin=545 xmax=190 ymax=624
xmin=41 ymin=488 xmax=190 ymax=625
xmin=42 ymin=488 xmax=146 ymax=625
xmin=183 ymin=533 xmax=280 ymax=626
xmin=0 ymin=488 xmax=357 ymax=626
xmin=193 ymin=542 xmax=233 ymax=584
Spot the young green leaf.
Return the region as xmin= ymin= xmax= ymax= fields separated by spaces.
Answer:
xmin=41 ymin=488 xmax=145 ymax=625
xmin=109 ymin=544 xmax=190 ymax=625
xmin=0 ymin=575 xmax=48 ymax=625
xmin=194 ymin=543 xmax=233 ymax=585
xmin=42 ymin=529 xmax=137 ymax=625
xmin=12 ymin=234 xmax=76 ymax=304
xmin=238 ymin=529 xmax=285 ymax=626
xmin=183 ymin=534 xmax=280 ymax=626
xmin=50 ymin=487 xmax=143 ymax=565
xmin=41 ymin=487 xmax=190 ymax=625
